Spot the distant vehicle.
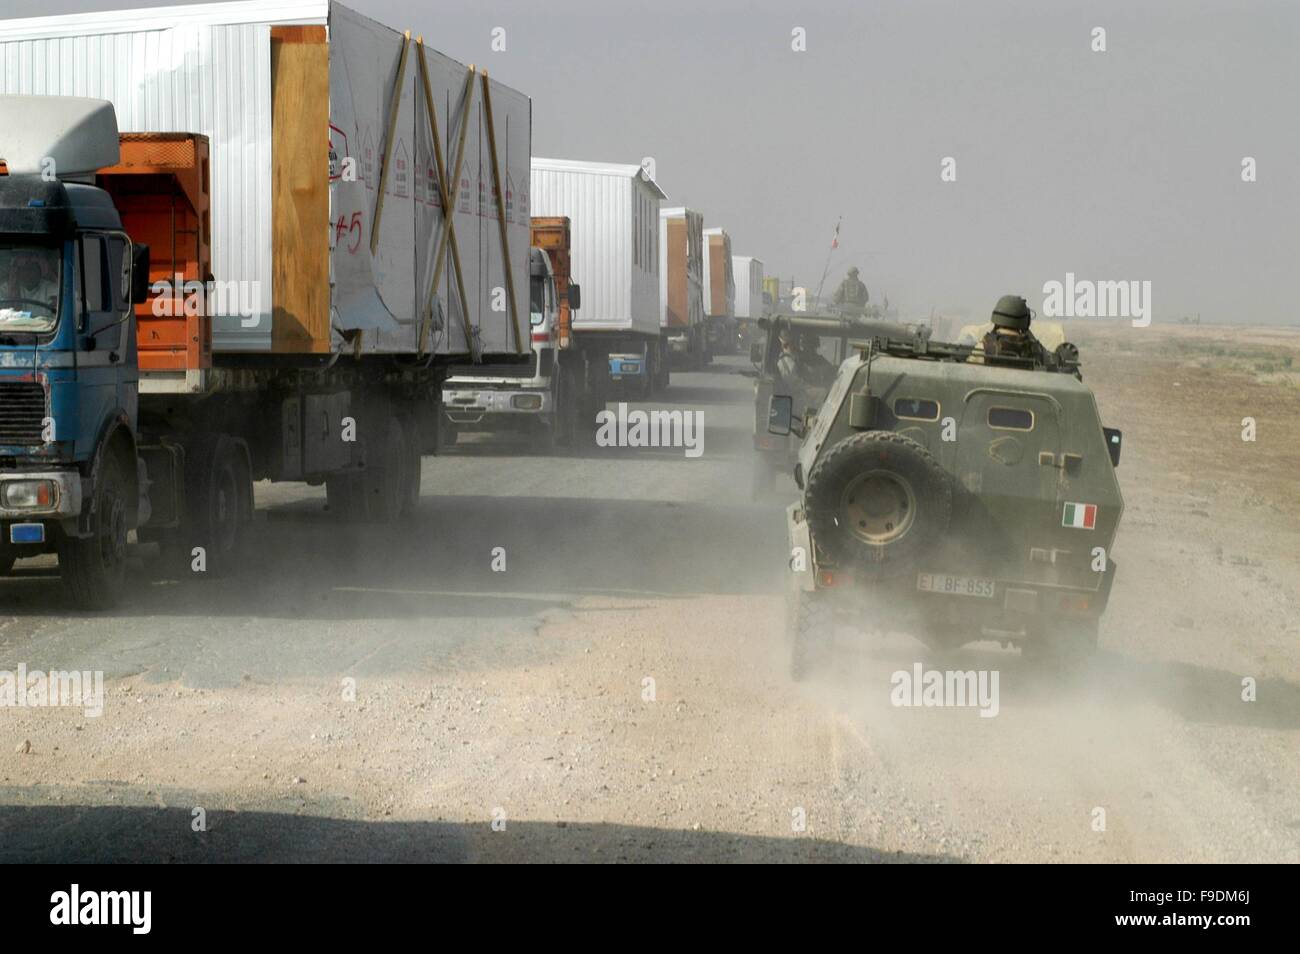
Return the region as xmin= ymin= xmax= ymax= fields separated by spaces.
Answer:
xmin=440 ymin=246 xmax=578 ymax=451
xmin=701 ymin=227 xmax=736 ymax=356
xmin=659 ymin=207 xmax=708 ymax=370
xmin=732 ymin=255 xmax=764 ymax=350
xmin=531 ymin=158 xmax=669 ymax=400
xmin=768 ymin=321 xmax=1124 ymax=677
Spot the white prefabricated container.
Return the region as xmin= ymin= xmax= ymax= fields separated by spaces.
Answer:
xmin=733 ymin=255 xmax=765 ymax=319
xmin=658 ymin=206 xmax=704 ymax=331
xmin=0 ymin=0 xmax=531 ymax=358
xmin=701 ymin=227 xmax=734 ymax=319
xmin=530 ymin=157 xmax=665 ymax=338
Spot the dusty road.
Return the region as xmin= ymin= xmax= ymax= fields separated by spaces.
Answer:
xmin=1 ymin=329 xmax=1298 ymax=863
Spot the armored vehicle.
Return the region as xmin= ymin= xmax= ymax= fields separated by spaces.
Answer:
xmin=768 ymin=317 xmax=1123 ymax=676
xmin=748 ymin=313 xmax=927 ymax=497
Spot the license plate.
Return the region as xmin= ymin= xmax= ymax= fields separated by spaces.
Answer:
xmin=917 ymin=573 xmax=995 ymax=598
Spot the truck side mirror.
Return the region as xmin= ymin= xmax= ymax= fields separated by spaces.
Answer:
xmin=768 ymin=394 xmax=803 ymax=438
xmin=1103 ymin=427 xmax=1122 ymax=467
xmin=749 ymin=342 xmax=763 ymax=365
xmin=131 ymin=244 xmax=151 ymax=305
xmin=567 ymin=283 xmax=581 ymax=311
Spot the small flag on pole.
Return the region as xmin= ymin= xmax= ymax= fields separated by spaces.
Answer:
xmin=1062 ymin=502 xmax=1097 ymax=529
xmin=830 ymin=218 xmax=840 ymax=250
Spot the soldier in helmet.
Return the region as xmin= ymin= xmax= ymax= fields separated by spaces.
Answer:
xmin=832 ymin=266 xmax=869 ymax=316
xmin=982 ymin=294 xmax=1049 ymax=368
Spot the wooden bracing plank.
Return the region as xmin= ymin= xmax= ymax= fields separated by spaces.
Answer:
xmin=415 ymin=41 xmax=477 ymax=360
xmin=479 ymin=69 xmax=524 ymax=354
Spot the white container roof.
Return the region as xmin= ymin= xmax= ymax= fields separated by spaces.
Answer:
xmin=0 ymin=0 xmax=329 ymax=40
xmin=531 ymin=156 xmax=666 ymax=199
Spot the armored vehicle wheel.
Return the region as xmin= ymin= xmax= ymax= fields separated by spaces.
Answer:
xmin=787 ymin=585 xmax=833 ymax=681
xmin=60 ymin=452 xmax=129 ymax=610
xmin=804 ymin=431 xmax=952 ymax=578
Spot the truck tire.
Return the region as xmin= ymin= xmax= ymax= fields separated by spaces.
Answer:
xmin=60 ymin=451 xmax=129 ymax=610
xmin=359 ymin=416 xmax=408 ymax=522
xmin=179 ymin=434 xmax=252 ymax=578
xmin=326 ymin=472 xmax=366 ymax=521
xmin=399 ymin=413 xmax=422 ymax=517
xmin=804 ymin=430 xmax=952 ymax=579
xmin=787 ymin=584 xmax=833 ymax=681
xmin=435 ymin=419 xmax=459 ymax=453
xmin=0 ymin=551 xmax=16 ymax=576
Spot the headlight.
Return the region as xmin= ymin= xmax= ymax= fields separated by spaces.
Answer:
xmin=511 ymin=393 xmax=543 ymax=410
xmin=2 ymin=479 xmax=57 ymax=510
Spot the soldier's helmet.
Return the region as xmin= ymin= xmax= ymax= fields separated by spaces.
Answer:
xmin=778 ymin=327 xmax=796 ymax=346
xmin=991 ymin=294 xmax=1032 ymax=331
xmin=847 ymin=266 xmax=860 ymax=278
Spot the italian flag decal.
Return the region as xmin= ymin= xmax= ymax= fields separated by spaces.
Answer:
xmin=1063 ymin=502 xmax=1098 ymax=530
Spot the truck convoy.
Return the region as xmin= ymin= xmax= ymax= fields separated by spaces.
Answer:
xmin=701 ymin=227 xmax=736 ymax=356
xmin=0 ymin=0 xmax=531 ymax=607
xmin=659 ymin=207 xmax=707 ymax=370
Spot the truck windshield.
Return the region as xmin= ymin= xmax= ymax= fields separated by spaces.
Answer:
xmin=529 ymin=275 xmax=544 ymax=326
xmin=0 ymin=243 xmax=61 ymax=333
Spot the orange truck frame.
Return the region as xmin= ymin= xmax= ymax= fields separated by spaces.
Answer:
xmin=98 ymin=133 xmax=212 ymax=382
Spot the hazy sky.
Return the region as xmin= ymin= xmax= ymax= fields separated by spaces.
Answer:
xmin=4 ymin=0 xmax=1298 ymax=323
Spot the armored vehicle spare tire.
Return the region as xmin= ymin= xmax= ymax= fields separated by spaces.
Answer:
xmin=804 ymin=430 xmax=952 ymax=577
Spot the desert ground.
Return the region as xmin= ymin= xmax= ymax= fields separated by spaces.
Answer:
xmin=1 ymin=321 xmax=1297 ymax=862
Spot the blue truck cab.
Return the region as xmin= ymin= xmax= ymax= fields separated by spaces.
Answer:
xmin=0 ymin=97 xmax=150 ymax=605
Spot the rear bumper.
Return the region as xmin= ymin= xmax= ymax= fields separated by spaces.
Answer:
xmin=809 ymin=566 xmax=1115 ymax=633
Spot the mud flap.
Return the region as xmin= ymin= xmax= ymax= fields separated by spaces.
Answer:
xmin=786 ymin=502 xmax=816 ymax=592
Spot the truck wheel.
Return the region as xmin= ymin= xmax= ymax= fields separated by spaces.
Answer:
xmin=360 ymin=417 xmax=407 ymax=522
xmin=436 ymin=420 xmax=459 ymax=453
xmin=326 ymin=473 xmax=366 ymax=521
xmin=60 ymin=452 xmax=129 ymax=610
xmin=180 ymin=434 xmax=252 ymax=577
xmin=787 ymin=584 xmax=833 ymax=681
xmin=0 ymin=552 xmax=16 ymax=576
xmin=399 ymin=413 xmax=422 ymax=517
xmin=804 ymin=431 xmax=952 ymax=579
